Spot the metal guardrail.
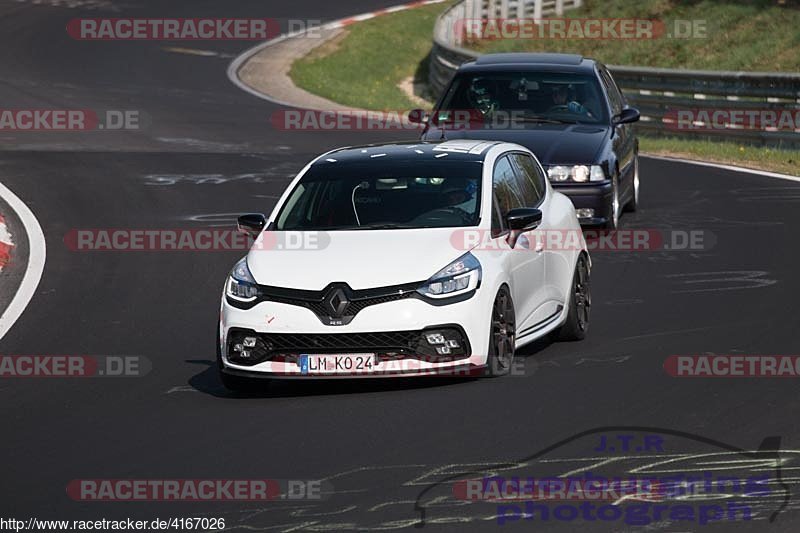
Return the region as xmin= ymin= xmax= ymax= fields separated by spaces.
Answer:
xmin=436 ymin=0 xmax=582 ymax=47
xmin=429 ymin=0 xmax=800 ymax=148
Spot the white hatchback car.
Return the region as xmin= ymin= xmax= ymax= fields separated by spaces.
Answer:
xmin=218 ymin=140 xmax=590 ymax=389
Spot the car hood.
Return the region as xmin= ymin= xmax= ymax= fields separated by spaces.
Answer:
xmin=247 ymin=227 xmax=468 ymax=290
xmin=422 ymin=124 xmax=609 ymax=164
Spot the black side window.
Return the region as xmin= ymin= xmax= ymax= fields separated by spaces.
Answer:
xmin=492 ymin=155 xmax=524 ymax=219
xmin=509 ymin=153 xmax=545 ymax=206
xmin=491 ymin=197 xmax=504 ymax=237
xmin=605 ymin=69 xmax=627 ymax=107
xmin=599 ymin=69 xmax=623 ymax=117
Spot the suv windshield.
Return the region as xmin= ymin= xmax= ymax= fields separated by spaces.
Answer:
xmin=436 ymin=71 xmax=608 ymax=125
xmin=275 ymin=160 xmax=482 ymax=230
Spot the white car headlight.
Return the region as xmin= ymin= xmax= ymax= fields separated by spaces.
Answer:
xmin=226 ymin=256 xmax=261 ymax=301
xmin=417 ymin=253 xmax=481 ymax=299
xmin=548 ymin=165 xmax=607 ymax=182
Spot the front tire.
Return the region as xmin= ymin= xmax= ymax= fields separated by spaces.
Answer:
xmin=557 ymin=254 xmax=591 ymax=341
xmin=485 ymin=286 xmax=516 ymax=377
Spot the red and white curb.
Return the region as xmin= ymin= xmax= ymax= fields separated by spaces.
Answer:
xmin=227 ymin=0 xmax=446 ymax=107
xmin=0 ymin=215 xmax=12 ymax=272
xmin=0 ymin=181 xmax=46 ymax=341
xmin=324 ymin=0 xmax=446 ymax=30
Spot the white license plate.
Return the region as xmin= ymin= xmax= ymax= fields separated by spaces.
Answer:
xmin=298 ymin=353 xmax=376 ymax=375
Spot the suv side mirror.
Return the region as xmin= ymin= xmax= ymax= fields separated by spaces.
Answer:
xmin=613 ymin=107 xmax=640 ymax=126
xmin=237 ymin=213 xmax=266 ymax=236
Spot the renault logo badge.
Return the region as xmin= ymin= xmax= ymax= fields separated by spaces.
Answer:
xmin=324 ymin=287 xmax=349 ymax=317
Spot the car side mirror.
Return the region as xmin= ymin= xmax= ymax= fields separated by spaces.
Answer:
xmin=237 ymin=213 xmax=266 ymax=236
xmin=407 ymin=109 xmax=429 ymax=124
xmin=505 ymin=208 xmax=542 ymax=248
xmin=613 ymin=107 xmax=640 ymax=126
xmin=506 ymin=208 xmax=542 ymax=231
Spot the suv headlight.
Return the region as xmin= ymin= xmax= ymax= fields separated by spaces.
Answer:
xmin=548 ymin=165 xmax=606 ymax=182
xmin=417 ymin=253 xmax=481 ymax=299
xmin=226 ymin=256 xmax=261 ymax=302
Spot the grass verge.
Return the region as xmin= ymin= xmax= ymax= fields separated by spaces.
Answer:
xmin=640 ymin=136 xmax=800 ymax=175
xmin=289 ymin=2 xmax=449 ymax=111
xmin=467 ymin=0 xmax=800 ymax=71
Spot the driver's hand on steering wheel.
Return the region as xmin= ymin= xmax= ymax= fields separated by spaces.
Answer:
xmin=567 ymin=101 xmax=586 ymax=114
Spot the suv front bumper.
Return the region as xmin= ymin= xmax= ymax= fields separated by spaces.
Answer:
xmin=552 ymin=181 xmax=614 ymax=226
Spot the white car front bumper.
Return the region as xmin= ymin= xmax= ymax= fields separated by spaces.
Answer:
xmin=219 ymin=286 xmax=495 ymax=378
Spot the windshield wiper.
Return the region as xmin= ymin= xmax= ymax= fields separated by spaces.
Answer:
xmin=517 ymin=115 xmax=579 ymax=124
xmin=352 ymin=223 xmax=414 ymax=230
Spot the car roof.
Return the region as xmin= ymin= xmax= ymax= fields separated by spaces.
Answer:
xmin=318 ymin=140 xmax=504 ymax=164
xmin=459 ymin=53 xmax=598 ymax=74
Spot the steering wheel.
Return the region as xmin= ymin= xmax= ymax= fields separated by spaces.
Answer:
xmin=547 ymin=103 xmax=596 ymax=120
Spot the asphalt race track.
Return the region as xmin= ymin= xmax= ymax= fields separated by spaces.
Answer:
xmin=1 ymin=1 xmax=800 ymax=531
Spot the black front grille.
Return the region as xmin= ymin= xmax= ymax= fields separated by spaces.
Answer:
xmin=263 ymin=330 xmax=419 ymax=353
xmin=259 ymin=282 xmax=421 ymax=325
xmin=226 ymin=326 xmax=471 ymax=366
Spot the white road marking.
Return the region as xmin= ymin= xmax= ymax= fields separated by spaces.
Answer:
xmin=641 ymin=154 xmax=800 ymax=182
xmin=0 ymin=181 xmax=46 ymax=341
xmin=574 ymin=355 xmax=631 ymax=365
xmin=162 ymin=46 xmax=236 ymax=59
xmin=166 ymin=385 xmax=196 ymax=394
xmin=666 ymin=270 xmax=777 ymax=294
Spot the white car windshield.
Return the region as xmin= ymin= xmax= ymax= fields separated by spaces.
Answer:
xmin=276 ymin=160 xmax=483 ymax=230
